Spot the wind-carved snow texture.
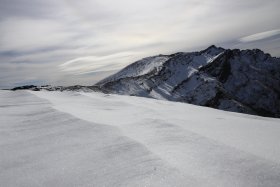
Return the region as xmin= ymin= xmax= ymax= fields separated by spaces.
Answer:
xmin=0 ymin=91 xmax=189 ymax=187
xmin=1 ymin=90 xmax=280 ymax=186
xmin=97 ymin=45 xmax=280 ymax=118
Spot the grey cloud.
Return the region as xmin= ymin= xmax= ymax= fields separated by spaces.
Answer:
xmin=0 ymin=0 xmax=280 ymax=88
xmin=239 ymin=30 xmax=280 ymax=42
xmin=0 ymin=0 xmax=64 ymax=19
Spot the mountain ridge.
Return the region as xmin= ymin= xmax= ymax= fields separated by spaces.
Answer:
xmin=96 ymin=46 xmax=280 ymax=118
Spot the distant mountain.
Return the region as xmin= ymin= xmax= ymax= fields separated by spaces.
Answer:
xmin=11 ymin=84 xmax=103 ymax=92
xmin=96 ymin=45 xmax=280 ymax=118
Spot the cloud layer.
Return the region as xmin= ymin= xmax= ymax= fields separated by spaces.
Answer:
xmin=240 ymin=29 xmax=280 ymax=42
xmin=0 ymin=0 xmax=280 ymax=88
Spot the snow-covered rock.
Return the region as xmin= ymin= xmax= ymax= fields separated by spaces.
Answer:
xmin=97 ymin=46 xmax=280 ymax=118
xmin=11 ymin=84 xmax=103 ymax=93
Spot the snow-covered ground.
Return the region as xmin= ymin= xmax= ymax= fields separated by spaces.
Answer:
xmin=1 ymin=90 xmax=280 ymax=187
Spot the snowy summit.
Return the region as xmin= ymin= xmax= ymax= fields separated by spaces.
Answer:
xmin=97 ymin=46 xmax=280 ymax=118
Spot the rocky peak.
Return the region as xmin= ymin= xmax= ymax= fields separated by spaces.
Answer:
xmin=97 ymin=46 xmax=280 ymax=118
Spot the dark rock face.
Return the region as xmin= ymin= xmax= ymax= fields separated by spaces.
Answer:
xmin=97 ymin=46 xmax=280 ymax=118
xmin=11 ymin=85 xmax=38 ymax=91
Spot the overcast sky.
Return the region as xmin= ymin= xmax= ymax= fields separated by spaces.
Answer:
xmin=0 ymin=0 xmax=279 ymax=88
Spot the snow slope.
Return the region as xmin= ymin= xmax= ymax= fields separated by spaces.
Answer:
xmin=1 ymin=90 xmax=280 ymax=186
